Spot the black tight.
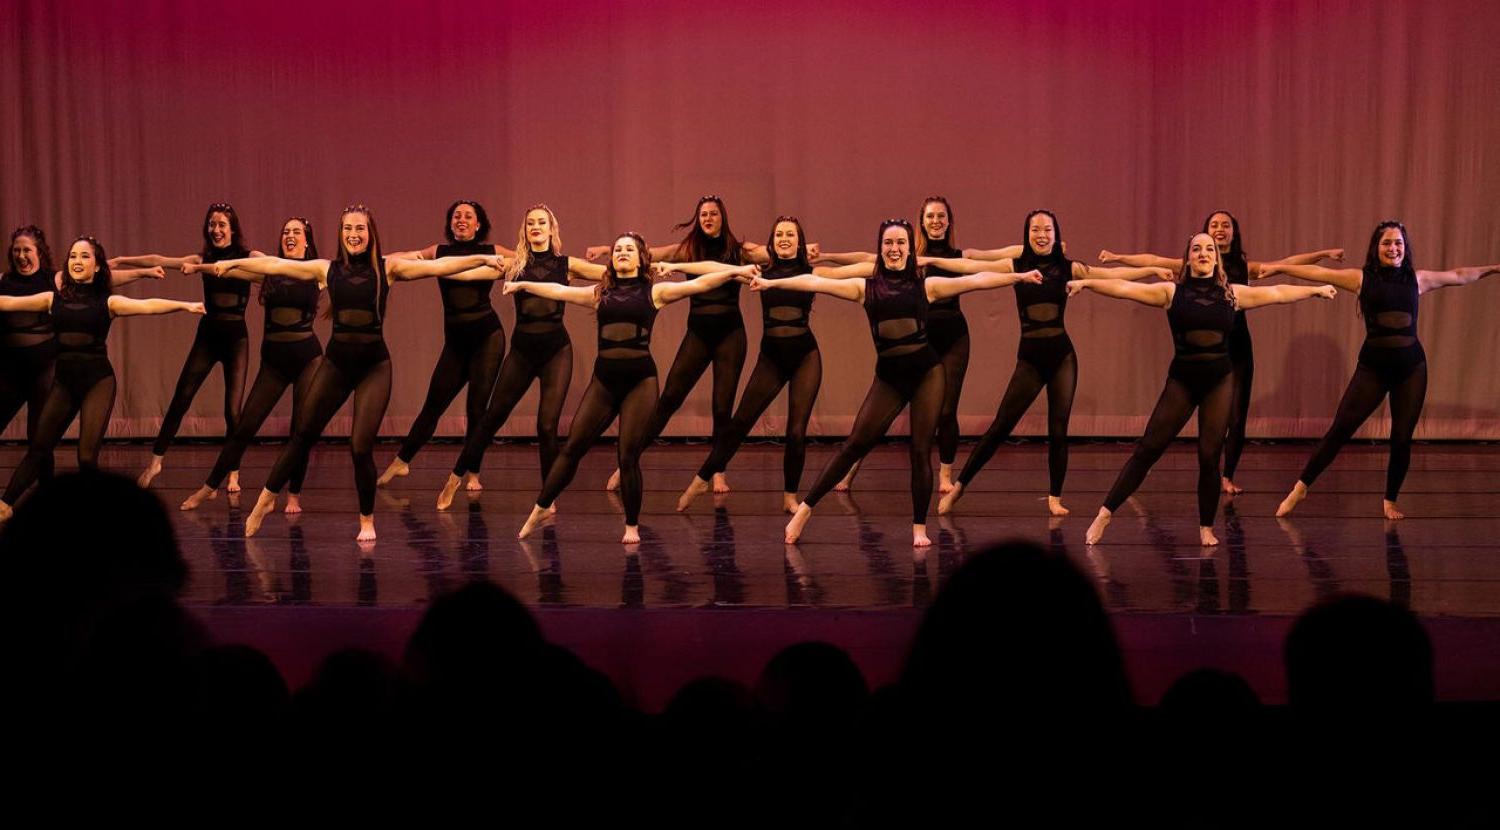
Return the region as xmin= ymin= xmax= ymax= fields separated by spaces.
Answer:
xmin=697 ymin=345 xmax=822 ymax=493
xmin=1222 ymin=349 xmax=1254 ymax=480
xmin=0 ymin=348 xmax=55 ymax=482
xmin=4 ymin=374 xmax=115 ymax=504
xmin=152 ymin=323 xmax=249 ymax=456
xmin=535 ymin=367 xmax=657 ymax=525
xmin=803 ymin=363 xmax=944 ymax=524
xmin=263 ymin=352 xmax=392 ymax=515
xmin=933 ymin=329 xmax=970 ymax=466
xmin=453 ymin=340 xmax=573 ymax=480
xmin=644 ymin=322 xmax=746 ymax=447
xmin=397 ymin=327 xmax=504 ymax=464
xmin=1299 ymin=362 xmax=1428 ymax=502
xmin=206 ymin=356 xmax=321 ymax=491
xmin=957 ymin=351 xmax=1078 ymax=497
xmin=1103 ymin=372 xmax=1233 ymax=526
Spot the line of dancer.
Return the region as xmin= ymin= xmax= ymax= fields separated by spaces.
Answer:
xmin=1 ymin=202 xmax=1494 ymax=547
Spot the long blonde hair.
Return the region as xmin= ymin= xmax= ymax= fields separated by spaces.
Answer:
xmin=507 ymin=204 xmax=564 ymax=280
xmin=1175 ymin=233 xmax=1236 ymax=307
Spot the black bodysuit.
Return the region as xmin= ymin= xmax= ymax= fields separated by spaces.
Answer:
xmin=0 ymin=270 xmax=58 ymax=480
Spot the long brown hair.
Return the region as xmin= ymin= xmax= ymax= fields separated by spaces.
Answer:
xmin=334 ymin=204 xmax=386 ymax=321
xmin=597 ymin=232 xmax=652 ymax=295
xmin=914 ymin=196 xmax=956 ymax=257
xmin=1174 ymin=233 xmax=1236 ymax=307
xmin=670 ymin=196 xmax=741 ymax=263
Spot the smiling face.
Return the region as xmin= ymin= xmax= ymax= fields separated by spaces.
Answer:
xmin=525 ymin=208 xmax=553 ymax=251
xmin=771 ymin=221 xmax=800 ymax=260
xmin=280 ymin=219 xmax=308 ymax=258
xmin=1028 ymin=213 xmax=1056 ymax=256
xmin=66 ymin=239 xmax=98 ymax=284
xmin=450 ymin=203 xmax=479 ymax=243
xmin=10 ymin=234 xmax=40 ymax=275
xmin=206 ymin=211 xmax=232 ymax=250
xmin=697 ymin=201 xmax=723 ymax=237
xmin=1188 ymin=233 xmax=1219 ymax=276
xmin=612 ymin=235 xmax=641 ymax=275
xmin=1206 ymin=212 xmax=1235 ymax=252
xmin=881 ymin=225 xmax=911 ymax=271
xmin=1377 ymin=227 xmax=1406 ymax=267
xmin=921 ymin=201 xmax=950 ymax=242
xmin=342 ymin=211 xmax=370 ymax=256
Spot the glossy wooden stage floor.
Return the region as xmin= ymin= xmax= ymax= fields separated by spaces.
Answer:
xmin=7 ymin=440 xmax=1499 ymax=708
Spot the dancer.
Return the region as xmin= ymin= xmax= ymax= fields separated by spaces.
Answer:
xmin=780 ymin=219 xmax=1044 ymax=548
xmin=589 ymin=197 xmax=749 ymax=494
xmin=675 ymin=216 xmax=824 ymax=515
xmin=178 ymin=216 xmax=325 ymax=514
xmin=818 ymin=197 xmax=1030 ymax=492
xmin=1101 ymin=212 xmax=1342 ymax=493
xmin=516 ymin=232 xmax=756 ymax=544
xmin=218 ymin=205 xmax=497 ymax=542
xmin=0 ymin=237 xmax=202 ymax=521
xmin=118 ymin=202 xmax=266 ymax=490
xmin=379 ymin=200 xmax=514 ymax=490
xmin=1269 ymin=221 xmax=1500 ymax=520
xmin=938 ymin=210 xmax=1171 ymax=517
xmin=439 ymin=204 xmax=606 ymax=510
xmin=1075 ymin=233 xmax=1336 ymax=547
xmin=3 ymin=226 xmax=164 ymax=462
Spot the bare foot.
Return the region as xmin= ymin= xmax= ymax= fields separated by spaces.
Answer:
xmin=1383 ymin=499 xmax=1405 ymax=520
xmin=0 ymin=500 xmax=13 ymax=523
xmin=283 ymin=493 xmax=302 ymax=514
xmin=938 ymin=463 xmax=955 ymax=494
xmin=464 ymin=473 xmax=483 ymax=492
xmin=547 ymin=503 xmax=558 ymax=516
xmin=711 ymin=473 xmax=730 ymax=494
xmin=1276 ymin=481 xmax=1308 ymax=517
xmin=1085 ymin=507 xmax=1112 ymax=545
xmin=621 ymin=524 xmax=641 ymax=544
xmin=356 ymin=514 xmax=377 ymax=542
xmin=226 ymin=470 xmax=241 ymax=493
xmin=1199 ymin=526 xmax=1219 ymax=546
xmin=677 ymin=476 xmax=711 ymax=512
xmin=436 ymin=474 xmax=463 ymax=511
xmin=605 ymin=468 xmax=621 ymax=491
xmin=785 ymin=502 xmax=814 ymax=544
xmin=832 ymin=461 xmax=860 ymax=493
xmin=377 ymin=458 xmax=409 ymax=487
xmin=782 ymin=493 xmax=800 ymax=514
xmin=1220 ymin=476 xmax=1243 ymax=495
xmin=518 ymin=504 xmax=551 ymax=539
xmin=1047 ymin=495 xmax=1070 ymax=516
xmin=938 ymin=482 xmax=964 ymax=515
xmin=179 ymin=485 xmax=217 ymax=511
xmin=137 ymin=455 xmax=164 ymax=488
xmin=244 ymin=489 xmax=278 ymax=538
xmin=912 ymin=524 xmax=932 ymax=547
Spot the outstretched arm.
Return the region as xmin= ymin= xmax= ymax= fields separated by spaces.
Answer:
xmin=567 ymin=258 xmax=606 ymax=281
xmin=1075 ymin=262 xmax=1173 ymax=281
xmin=1231 ymin=283 xmax=1337 ymax=310
xmin=0 ymin=293 xmax=53 ymax=313
xmin=656 ymin=259 xmax=738 ymax=277
xmin=919 ymin=256 xmax=1015 ymax=274
xmin=1099 ymin=250 xmax=1180 ymax=270
xmin=109 ymin=253 xmax=199 ymax=269
xmin=107 ymin=296 xmax=206 ymax=317
xmin=814 ymin=250 xmax=876 ymax=266
xmin=748 ymin=273 xmax=863 ymax=303
xmin=387 ymin=253 xmax=497 ymax=281
xmin=1066 ymin=278 xmax=1174 ymax=308
xmin=1256 ymin=262 xmax=1362 ymax=293
xmin=111 ymin=266 xmax=168 ymax=286
xmin=1249 ymin=248 xmax=1344 ymax=279
xmin=501 ymin=280 xmax=599 ymax=308
xmin=653 ymin=265 xmax=758 ymax=307
xmin=926 ymin=269 xmax=1042 ymax=302
xmin=211 ymin=256 xmax=330 ymax=283
xmin=963 ymin=244 xmax=1026 ymax=261
xmin=183 ymin=260 xmax=263 ymax=282
xmin=810 ymin=262 xmax=875 ymax=280
xmin=441 ymin=263 xmax=506 ymax=282
xmin=1415 ymin=264 xmax=1500 ymax=295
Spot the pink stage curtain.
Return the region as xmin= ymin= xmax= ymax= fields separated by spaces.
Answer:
xmin=4 ymin=0 xmax=1498 ymax=441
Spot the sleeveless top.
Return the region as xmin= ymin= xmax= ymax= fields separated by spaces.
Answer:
xmin=1013 ymin=255 xmax=1072 ymax=339
xmin=922 ymin=238 xmax=963 ymax=318
xmin=1168 ymin=277 xmax=1236 ymax=363
xmin=435 ymin=240 xmax=497 ymax=328
xmin=262 ymin=272 xmax=321 ymax=343
xmin=687 ymin=234 xmax=742 ymax=314
xmin=514 ymin=247 xmax=570 ymax=336
xmin=0 ymin=270 xmax=55 ymax=349
xmin=863 ymin=269 xmax=930 ymax=359
xmin=52 ymin=287 xmax=113 ymax=360
xmin=1358 ymin=266 xmax=1419 ymax=350
xmin=758 ymin=258 xmax=814 ymax=338
xmin=329 ymin=259 xmax=387 ymax=344
xmin=596 ymin=276 xmax=657 ymax=361
xmin=202 ymin=245 xmax=252 ymax=321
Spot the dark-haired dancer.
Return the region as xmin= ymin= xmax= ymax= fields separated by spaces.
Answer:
xmin=938 ymin=210 xmax=1170 ymax=517
xmin=780 ymin=220 xmax=1043 ymax=548
xmin=1269 ymin=222 xmax=1500 ymax=520
xmin=516 ymin=233 xmax=755 ymax=544
xmin=819 ymin=197 xmax=1028 ymax=493
xmin=118 ymin=202 xmax=265 ymax=490
xmin=1101 ymin=212 xmax=1341 ymax=493
xmin=675 ymin=216 xmax=826 ymax=515
xmin=379 ymin=200 xmax=514 ymax=491
xmin=1074 ymin=233 xmax=1336 ymax=547
xmin=218 ymin=206 xmax=497 ymax=542
xmin=3 ymin=226 xmax=165 ymax=467
xmin=588 ymin=196 xmax=754 ymax=494
xmin=0 ymin=237 xmax=202 ymax=522
xmin=438 ymin=204 xmax=606 ymax=510
xmin=179 ymin=217 xmax=325 ymax=514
